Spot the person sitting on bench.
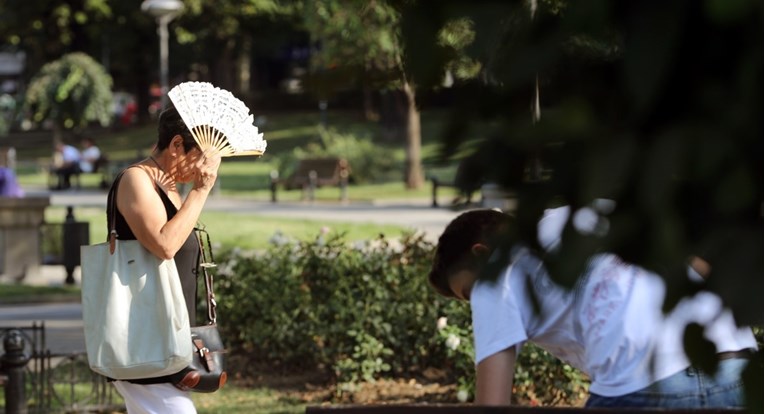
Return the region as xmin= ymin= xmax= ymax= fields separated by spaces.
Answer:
xmin=53 ymin=140 xmax=81 ymax=190
xmin=79 ymin=137 xmax=102 ymax=174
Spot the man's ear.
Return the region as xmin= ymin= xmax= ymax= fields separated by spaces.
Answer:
xmin=689 ymin=256 xmax=711 ymax=280
xmin=471 ymin=243 xmax=490 ymax=258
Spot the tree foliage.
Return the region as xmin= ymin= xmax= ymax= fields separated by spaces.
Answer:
xmin=301 ymin=0 xmax=483 ymax=189
xmin=302 ymin=0 xmax=479 ymax=94
xmin=0 ymin=1 xmax=298 ymax=122
xmin=400 ymin=1 xmax=762 ymax=406
xmin=173 ymin=0 xmax=299 ymax=95
xmin=24 ymin=52 xmax=113 ymax=132
xmin=302 ymin=0 xmax=402 ymax=92
xmin=0 ymin=0 xmax=112 ymax=74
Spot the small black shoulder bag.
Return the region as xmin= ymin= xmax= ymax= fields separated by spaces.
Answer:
xmin=171 ymin=228 xmax=228 ymax=393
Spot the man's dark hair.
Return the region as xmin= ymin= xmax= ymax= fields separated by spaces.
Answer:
xmin=157 ymin=104 xmax=198 ymax=152
xmin=429 ymin=209 xmax=512 ymax=298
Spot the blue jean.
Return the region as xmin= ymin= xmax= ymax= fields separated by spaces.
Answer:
xmin=586 ymin=358 xmax=748 ymax=408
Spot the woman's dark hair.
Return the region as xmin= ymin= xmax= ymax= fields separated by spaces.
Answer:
xmin=429 ymin=209 xmax=512 ymax=298
xmin=157 ymin=104 xmax=198 ymax=152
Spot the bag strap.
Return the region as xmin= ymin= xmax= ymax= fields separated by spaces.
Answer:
xmin=105 ymin=168 xmax=132 ymax=254
xmin=105 ymin=164 xmax=165 ymax=254
xmin=196 ymin=229 xmax=218 ymax=324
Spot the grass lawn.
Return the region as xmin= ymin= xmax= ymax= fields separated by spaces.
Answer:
xmin=0 ymin=284 xmax=80 ymax=304
xmin=193 ymin=383 xmax=306 ymax=414
xmin=43 ymin=206 xmax=409 ymax=251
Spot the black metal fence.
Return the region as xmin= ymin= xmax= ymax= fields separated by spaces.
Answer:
xmin=1 ymin=323 xmax=124 ymax=414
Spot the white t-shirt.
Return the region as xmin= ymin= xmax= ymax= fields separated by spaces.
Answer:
xmin=470 ymin=206 xmax=757 ymax=397
xmin=80 ymin=146 xmax=101 ymax=173
xmin=61 ymin=145 xmax=81 ymax=164
xmin=471 ymin=247 xmax=587 ymax=371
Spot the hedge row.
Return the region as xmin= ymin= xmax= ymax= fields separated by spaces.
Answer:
xmin=212 ymin=231 xmax=587 ymax=404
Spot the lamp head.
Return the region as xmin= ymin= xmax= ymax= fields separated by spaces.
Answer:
xmin=141 ymin=0 xmax=185 ymax=19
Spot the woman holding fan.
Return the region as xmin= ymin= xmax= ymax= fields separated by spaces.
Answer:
xmin=107 ymin=104 xmax=220 ymax=413
xmin=87 ymin=81 xmax=265 ymax=413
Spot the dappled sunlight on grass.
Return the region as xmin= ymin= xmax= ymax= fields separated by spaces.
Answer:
xmin=197 ymin=212 xmax=408 ymax=250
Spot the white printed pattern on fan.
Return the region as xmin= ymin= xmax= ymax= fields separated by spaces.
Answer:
xmin=168 ymin=81 xmax=267 ymax=157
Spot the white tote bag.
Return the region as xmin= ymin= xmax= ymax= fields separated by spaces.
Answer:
xmin=81 ymin=238 xmax=193 ymax=379
xmin=81 ymin=170 xmax=192 ymax=379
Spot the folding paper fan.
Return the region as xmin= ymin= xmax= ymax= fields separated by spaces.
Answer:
xmin=168 ymin=81 xmax=267 ymax=157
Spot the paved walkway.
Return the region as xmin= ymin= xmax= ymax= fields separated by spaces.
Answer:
xmin=0 ymin=303 xmax=85 ymax=354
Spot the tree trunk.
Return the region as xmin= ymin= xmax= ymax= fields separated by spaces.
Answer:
xmin=378 ymin=89 xmax=406 ymax=142
xmin=136 ymin=73 xmax=151 ymax=124
xmin=52 ymin=124 xmax=64 ymax=152
xmin=403 ymin=81 xmax=424 ymax=189
xmin=214 ymin=39 xmax=236 ymax=92
xmin=362 ymin=85 xmax=379 ymax=121
xmin=236 ymin=37 xmax=252 ymax=98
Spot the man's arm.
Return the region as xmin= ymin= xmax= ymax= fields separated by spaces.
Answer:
xmin=475 ymin=346 xmax=517 ymax=405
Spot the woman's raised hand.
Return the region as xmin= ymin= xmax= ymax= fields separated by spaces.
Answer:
xmin=193 ymin=148 xmax=222 ymax=191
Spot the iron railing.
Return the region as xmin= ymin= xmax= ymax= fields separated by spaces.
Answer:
xmin=1 ymin=323 xmax=124 ymax=414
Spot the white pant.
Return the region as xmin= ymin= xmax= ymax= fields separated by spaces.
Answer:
xmin=113 ymin=381 xmax=196 ymax=414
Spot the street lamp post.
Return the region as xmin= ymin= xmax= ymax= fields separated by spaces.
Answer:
xmin=141 ymin=0 xmax=185 ymax=111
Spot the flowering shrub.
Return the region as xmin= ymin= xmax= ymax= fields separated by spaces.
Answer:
xmin=434 ymin=315 xmax=588 ymax=405
xmin=214 ymin=230 xmax=588 ymax=404
xmin=436 ymin=317 xmax=475 ymax=402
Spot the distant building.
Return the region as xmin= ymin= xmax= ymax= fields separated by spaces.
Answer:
xmin=0 ymin=50 xmax=25 ymax=94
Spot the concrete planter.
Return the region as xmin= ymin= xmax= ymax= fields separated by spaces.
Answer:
xmin=0 ymin=196 xmax=50 ymax=281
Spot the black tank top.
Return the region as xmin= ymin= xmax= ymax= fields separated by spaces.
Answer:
xmin=107 ymin=167 xmax=200 ymax=326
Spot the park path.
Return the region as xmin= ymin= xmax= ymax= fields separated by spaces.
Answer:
xmin=2 ymin=189 xmax=466 ymax=354
xmin=0 ymin=303 xmax=85 ymax=354
xmin=43 ymin=189 xmax=462 ymax=241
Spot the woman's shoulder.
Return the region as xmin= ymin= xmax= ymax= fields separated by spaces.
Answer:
xmin=118 ymin=165 xmax=153 ymax=184
xmin=114 ymin=165 xmax=157 ymax=197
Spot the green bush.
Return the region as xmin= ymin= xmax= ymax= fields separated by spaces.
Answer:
xmin=275 ymin=127 xmax=398 ymax=183
xmin=215 ymin=231 xmax=588 ymax=404
xmin=24 ymin=52 xmax=113 ymax=130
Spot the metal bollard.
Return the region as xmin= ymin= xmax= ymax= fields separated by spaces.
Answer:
xmin=270 ymin=170 xmax=279 ymax=203
xmin=62 ymin=206 xmax=90 ymax=285
xmin=338 ymin=160 xmax=349 ymax=203
xmin=339 ymin=172 xmax=348 ymax=203
xmin=307 ymin=170 xmax=318 ymax=202
xmin=430 ymin=177 xmax=440 ymax=208
xmin=1 ymin=330 xmax=30 ymax=414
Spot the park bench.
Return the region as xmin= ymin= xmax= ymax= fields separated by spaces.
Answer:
xmin=430 ymin=156 xmax=519 ymax=210
xmin=429 ymin=157 xmax=484 ymax=208
xmin=429 ymin=175 xmax=467 ymax=208
xmin=271 ymin=157 xmax=350 ymax=202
